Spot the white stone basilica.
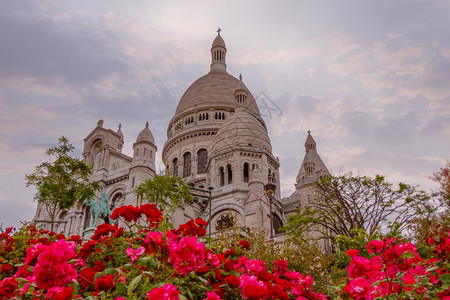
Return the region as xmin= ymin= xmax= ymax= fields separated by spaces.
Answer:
xmin=32 ymin=31 xmax=330 ymax=239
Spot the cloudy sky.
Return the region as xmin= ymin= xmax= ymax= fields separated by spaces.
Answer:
xmin=1 ymin=0 xmax=449 ymax=229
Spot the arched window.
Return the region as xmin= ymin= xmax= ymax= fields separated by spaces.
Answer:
xmin=197 ymin=149 xmax=207 ymax=174
xmin=183 ymin=152 xmax=191 ymax=177
xmin=243 ymin=163 xmax=249 ymax=183
xmin=307 ymin=194 xmax=311 ymax=204
xmin=219 ymin=167 xmax=225 ymax=186
xmin=227 ymin=164 xmax=232 ymax=184
xmin=172 ymin=158 xmax=178 ymax=177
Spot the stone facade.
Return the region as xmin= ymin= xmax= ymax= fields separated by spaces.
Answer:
xmin=32 ymin=30 xmax=330 ymax=241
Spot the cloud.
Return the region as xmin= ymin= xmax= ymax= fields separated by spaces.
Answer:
xmin=0 ymin=12 xmax=131 ymax=86
xmin=387 ymin=32 xmax=403 ymax=40
xmin=0 ymin=0 xmax=448 ymax=229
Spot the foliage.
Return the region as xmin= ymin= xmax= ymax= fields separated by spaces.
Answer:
xmin=0 ymin=204 xmax=327 ymax=299
xmin=332 ymin=229 xmax=373 ymax=269
xmin=25 ymin=136 xmax=99 ymax=230
xmin=284 ymin=173 xmax=430 ymax=246
xmin=1 ymin=203 xmax=448 ymax=299
xmin=213 ymin=221 xmax=333 ymax=294
xmin=134 ymin=172 xmax=192 ymax=219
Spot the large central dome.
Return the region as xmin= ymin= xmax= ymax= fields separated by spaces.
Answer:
xmin=174 ymin=70 xmax=260 ymax=116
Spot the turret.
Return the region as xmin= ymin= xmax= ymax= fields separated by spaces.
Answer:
xmin=295 ymin=130 xmax=330 ymax=186
xmin=132 ymin=122 xmax=157 ymax=171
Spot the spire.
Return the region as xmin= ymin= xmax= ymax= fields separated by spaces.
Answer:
xmin=295 ymin=131 xmax=329 ymax=185
xmin=116 ymin=123 xmax=124 ymax=139
xmin=305 ymin=130 xmax=316 ymax=152
xmin=210 ymin=28 xmax=227 ymax=72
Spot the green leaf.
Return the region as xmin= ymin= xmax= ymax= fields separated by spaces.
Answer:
xmin=439 ymin=273 xmax=450 ymax=285
xmin=127 ymin=274 xmax=142 ymax=295
xmin=94 ymin=272 xmax=102 ymax=281
xmin=179 ymin=294 xmax=188 ymax=300
xmin=399 ymin=251 xmax=415 ymax=259
xmin=103 ymin=267 xmax=116 ymax=275
xmin=421 ymin=276 xmax=430 ymax=284
xmin=417 ymin=246 xmax=431 ymax=259
xmin=138 ymin=256 xmax=157 ymax=269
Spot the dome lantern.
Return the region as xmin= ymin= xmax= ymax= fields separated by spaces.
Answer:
xmin=210 ymin=28 xmax=227 ymax=72
xmin=234 ymin=74 xmax=248 ymax=110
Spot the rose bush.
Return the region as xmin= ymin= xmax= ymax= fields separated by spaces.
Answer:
xmin=334 ymin=233 xmax=449 ymax=299
xmin=0 ymin=204 xmax=326 ymax=299
xmin=0 ymin=203 xmax=448 ymax=299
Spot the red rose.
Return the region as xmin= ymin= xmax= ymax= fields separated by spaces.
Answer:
xmin=239 ymin=240 xmax=251 ymax=249
xmin=346 ymin=249 xmax=359 ymax=257
xmin=225 ymin=275 xmax=240 ymax=288
xmin=94 ymin=274 xmax=115 ymax=291
xmin=79 ymin=267 xmax=96 ymax=289
xmin=0 ymin=263 xmax=13 ymax=273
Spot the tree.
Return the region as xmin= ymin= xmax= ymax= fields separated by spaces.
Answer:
xmin=134 ymin=172 xmax=192 ymax=219
xmin=284 ymin=173 xmax=430 ymax=246
xmin=430 ymin=161 xmax=450 ymax=206
xmin=407 ymin=162 xmax=450 ymax=244
xmin=26 ymin=136 xmax=99 ymax=231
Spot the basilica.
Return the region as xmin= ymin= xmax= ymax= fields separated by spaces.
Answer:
xmin=32 ymin=31 xmax=330 ymax=239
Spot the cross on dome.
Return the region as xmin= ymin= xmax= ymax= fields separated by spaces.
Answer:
xmin=217 ymin=28 xmax=222 ymax=35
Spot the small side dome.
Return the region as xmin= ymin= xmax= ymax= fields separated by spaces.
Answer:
xmin=213 ymin=110 xmax=272 ymax=153
xmin=136 ymin=122 xmax=155 ymax=144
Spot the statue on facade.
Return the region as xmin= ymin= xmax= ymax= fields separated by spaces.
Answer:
xmin=83 ymin=192 xmax=114 ymax=228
